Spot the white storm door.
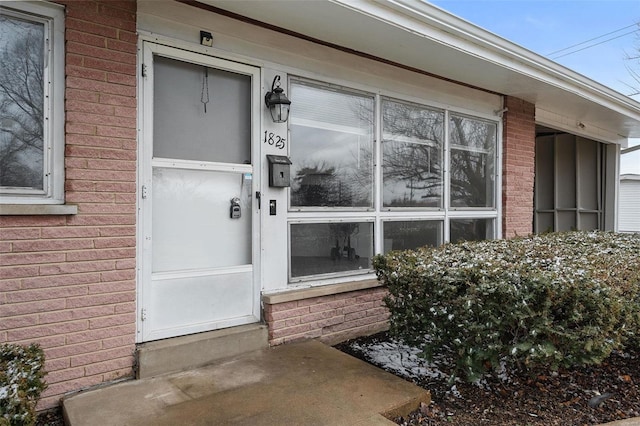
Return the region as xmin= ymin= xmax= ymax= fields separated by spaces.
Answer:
xmin=139 ymin=43 xmax=261 ymax=342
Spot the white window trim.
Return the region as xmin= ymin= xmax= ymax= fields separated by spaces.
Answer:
xmin=0 ymin=1 xmax=66 ymax=206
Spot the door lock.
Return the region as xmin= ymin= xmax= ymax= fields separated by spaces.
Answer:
xmin=230 ymin=197 xmax=241 ymax=219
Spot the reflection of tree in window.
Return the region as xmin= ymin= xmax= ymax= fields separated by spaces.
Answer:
xmin=449 ymin=115 xmax=496 ymax=208
xmin=381 ymin=100 xmax=444 ymax=207
xmin=293 ymin=163 xmax=350 ymax=206
xmin=0 ymin=15 xmax=45 ymax=190
xmin=292 ymin=154 xmax=372 ymax=207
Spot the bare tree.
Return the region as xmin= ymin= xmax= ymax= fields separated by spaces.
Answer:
xmin=449 ymin=115 xmax=495 ymax=208
xmin=0 ymin=15 xmax=45 ymax=189
xmin=623 ymin=22 xmax=640 ymax=98
xmin=381 ymin=100 xmax=444 ymax=206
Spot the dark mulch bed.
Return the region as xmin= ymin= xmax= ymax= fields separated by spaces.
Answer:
xmin=336 ymin=332 xmax=640 ymax=425
xmin=36 ymin=406 xmax=64 ymax=426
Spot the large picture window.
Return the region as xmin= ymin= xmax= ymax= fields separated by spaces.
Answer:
xmin=0 ymin=2 xmax=64 ymax=204
xmin=288 ymin=79 xmax=499 ymax=282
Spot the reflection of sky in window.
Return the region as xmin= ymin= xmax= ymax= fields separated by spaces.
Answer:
xmin=0 ymin=14 xmax=44 ymax=57
xmin=289 ymin=82 xmax=374 ymax=206
xmin=449 ymin=115 xmax=496 ymax=151
xmin=290 ymin=125 xmax=368 ymax=172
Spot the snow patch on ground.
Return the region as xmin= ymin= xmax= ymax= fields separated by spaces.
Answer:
xmin=350 ymin=338 xmax=449 ymax=381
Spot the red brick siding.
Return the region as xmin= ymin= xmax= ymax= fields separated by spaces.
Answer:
xmin=264 ymin=288 xmax=390 ymax=346
xmin=0 ymin=0 xmax=137 ymax=410
xmin=502 ymin=96 xmax=536 ymax=238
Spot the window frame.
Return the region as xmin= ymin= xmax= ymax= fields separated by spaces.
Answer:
xmin=287 ymin=77 xmax=501 ymax=284
xmin=0 ymin=1 xmax=65 ymax=205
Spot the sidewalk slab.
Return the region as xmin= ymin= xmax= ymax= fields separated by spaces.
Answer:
xmin=601 ymin=420 xmax=640 ymax=426
xmin=63 ymin=340 xmax=430 ymax=426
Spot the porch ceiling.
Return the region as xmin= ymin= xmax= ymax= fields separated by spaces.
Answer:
xmin=200 ymin=0 xmax=640 ymax=141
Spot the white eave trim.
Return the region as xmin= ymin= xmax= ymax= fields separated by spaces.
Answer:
xmin=202 ymin=0 xmax=640 ymax=139
xmin=347 ymin=0 xmax=640 ymax=122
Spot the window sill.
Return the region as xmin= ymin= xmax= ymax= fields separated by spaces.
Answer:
xmin=262 ymin=278 xmax=382 ymax=305
xmin=0 ymin=204 xmax=78 ymax=216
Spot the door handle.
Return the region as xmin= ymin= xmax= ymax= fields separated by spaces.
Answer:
xmin=230 ymin=197 xmax=241 ymax=219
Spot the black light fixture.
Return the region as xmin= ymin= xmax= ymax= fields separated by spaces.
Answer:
xmin=265 ymin=75 xmax=291 ymax=123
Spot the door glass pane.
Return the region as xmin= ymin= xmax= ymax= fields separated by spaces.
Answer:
xmin=290 ymin=222 xmax=373 ymax=278
xmin=382 ymin=99 xmax=444 ymax=207
xmin=152 ymin=167 xmax=252 ymax=272
xmin=289 ymin=82 xmax=374 ymax=208
xmin=0 ymin=14 xmax=44 ymax=190
xmin=449 ymin=115 xmax=496 ymax=207
xmin=450 ymin=218 xmax=494 ymax=242
xmin=383 ymin=220 xmax=442 ymax=253
xmin=153 ymin=56 xmax=251 ymax=164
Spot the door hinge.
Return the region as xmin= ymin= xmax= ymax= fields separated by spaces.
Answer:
xmin=140 ymin=308 xmax=147 ymax=321
xmin=141 ymin=63 xmax=147 ymax=77
xmin=141 ymin=185 xmax=148 ymax=199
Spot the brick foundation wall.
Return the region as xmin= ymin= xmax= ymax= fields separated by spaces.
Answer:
xmin=502 ymin=96 xmax=536 ymax=238
xmin=0 ymin=1 xmax=137 ymax=409
xmin=264 ymin=287 xmax=389 ymax=346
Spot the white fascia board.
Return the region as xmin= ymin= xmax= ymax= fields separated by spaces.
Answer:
xmin=348 ymin=0 xmax=640 ymax=115
xmin=536 ymin=108 xmax=628 ymax=145
xmin=203 ymin=0 xmax=640 ymax=137
xmin=333 ymin=0 xmax=640 ymax=132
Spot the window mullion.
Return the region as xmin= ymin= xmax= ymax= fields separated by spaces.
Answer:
xmin=443 ymin=110 xmax=451 ymax=242
xmin=374 ymin=93 xmax=383 ymax=255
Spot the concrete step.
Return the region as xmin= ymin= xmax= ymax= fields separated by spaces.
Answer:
xmin=136 ymin=323 xmax=268 ymax=378
xmin=63 ymin=340 xmax=430 ymax=426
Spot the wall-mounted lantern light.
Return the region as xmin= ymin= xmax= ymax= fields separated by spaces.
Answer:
xmin=265 ymin=75 xmax=291 ymax=123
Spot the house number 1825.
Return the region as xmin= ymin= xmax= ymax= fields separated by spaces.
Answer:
xmin=263 ymin=131 xmax=286 ymax=150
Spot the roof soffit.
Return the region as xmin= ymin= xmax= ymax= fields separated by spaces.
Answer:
xmin=201 ymin=0 xmax=640 ymax=139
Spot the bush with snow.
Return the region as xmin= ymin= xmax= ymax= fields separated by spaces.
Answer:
xmin=374 ymin=231 xmax=640 ymax=382
xmin=0 ymin=344 xmax=47 ymax=426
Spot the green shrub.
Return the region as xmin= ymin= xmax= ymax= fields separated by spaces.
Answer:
xmin=0 ymin=344 xmax=47 ymax=426
xmin=374 ymin=231 xmax=640 ymax=382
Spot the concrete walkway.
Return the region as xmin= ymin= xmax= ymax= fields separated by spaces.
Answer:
xmin=62 ymin=340 xmax=430 ymax=426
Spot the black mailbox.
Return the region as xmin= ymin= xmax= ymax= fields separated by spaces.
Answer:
xmin=267 ymin=155 xmax=292 ymax=187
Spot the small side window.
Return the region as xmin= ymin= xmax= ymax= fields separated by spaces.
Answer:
xmin=0 ymin=2 xmax=65 ymax=204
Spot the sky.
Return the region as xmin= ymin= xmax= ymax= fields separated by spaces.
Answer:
xmin=428 ymin=0 xmax=640 ymax=174
xmin=428 ymin=0 xmax=640 ymax=97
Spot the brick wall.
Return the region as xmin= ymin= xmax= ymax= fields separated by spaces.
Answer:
xmin=0 ymin=0 xmax=137 ymax=409
xmin=264 ymin=287 xmax=389 ymax=346
xmin=502 ymin=96 xmax=536 ymax=238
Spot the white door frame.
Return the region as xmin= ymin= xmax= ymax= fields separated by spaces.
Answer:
xmin=136 ymin=41 xmax=262 ymax=343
